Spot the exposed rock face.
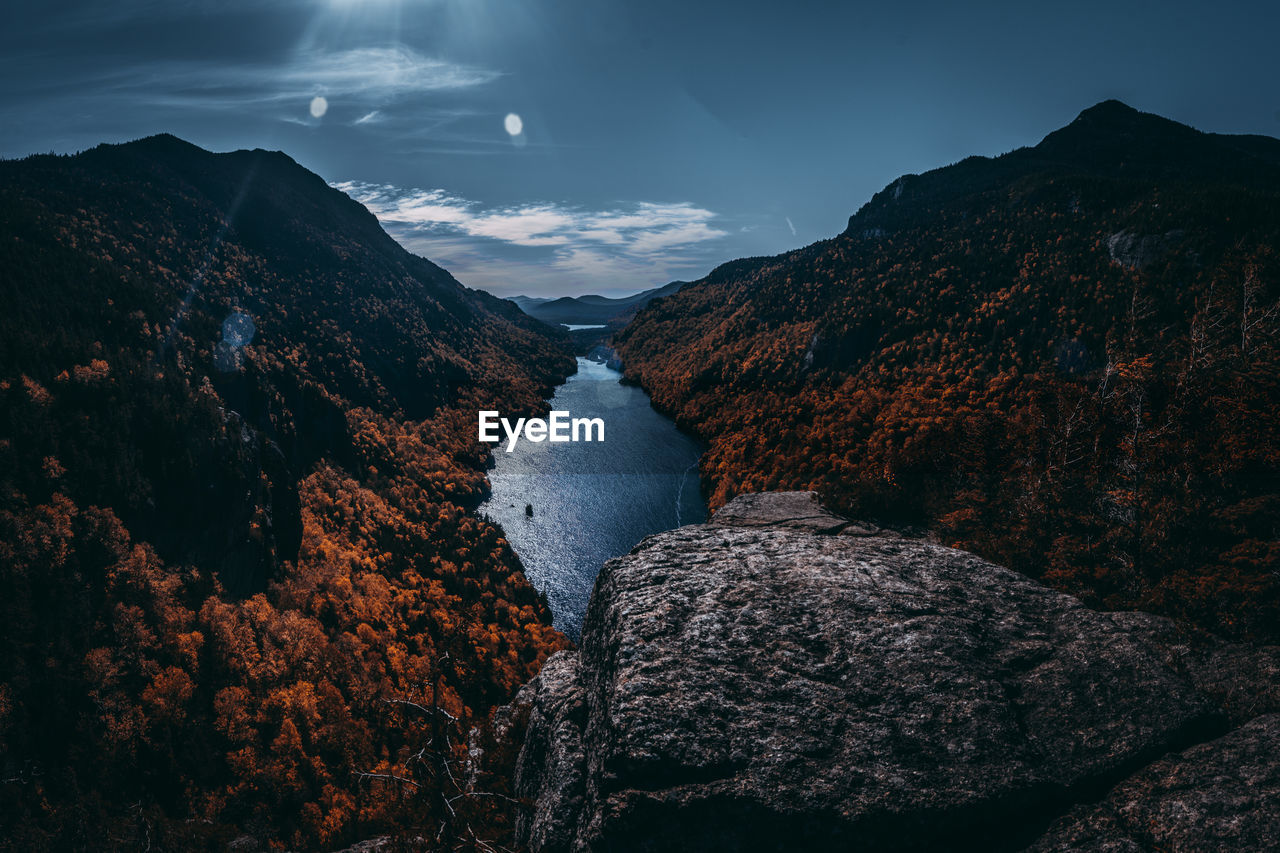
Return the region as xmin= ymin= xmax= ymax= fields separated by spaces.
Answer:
xmin=1106 ymin=229 xmax=1184 ymax=269
xmin=706 ymin=489 xmax=851 ymax=533
xmin=511 ymin=492 xmax=1279 ymax=852
xmin=1028 ymin=715 xmax=1280 ymax=852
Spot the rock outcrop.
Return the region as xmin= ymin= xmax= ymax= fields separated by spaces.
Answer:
xmin=1106 ymin=229 xmax=1185 ymax=270
xmin=510 ymin=492 xmax=1279 ymax=852
xmin=1028 ymin=714 xmax=1280 ymax=851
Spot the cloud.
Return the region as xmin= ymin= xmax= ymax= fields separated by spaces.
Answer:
xmin=277 ymin=46 xmax=499 ymax=100
xmin=15 ymin=44 xmax=497 ymax=119
xmin=334 ymin=182 xmax=727 ymax=256
xmin=334 ymin=180 xmax=730 ymax=295
xmin=466 ymin=206 xmax=578 ymax=247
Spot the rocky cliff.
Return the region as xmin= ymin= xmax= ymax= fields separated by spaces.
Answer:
xmin=509 ymin=492 xmax=1280 ymax=852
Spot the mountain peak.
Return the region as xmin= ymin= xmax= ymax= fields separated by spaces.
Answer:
xmin=111 ymin=132 xmax=204 ymax=154
xmin=838 ymin=99 xmax=1280 ymax=258
xmin=1021 ymin=98 xmax=1280 ymax=181
xmin=90 ymin=133 xmax=300 ymax=174
xmin=1073 ymin=98 xmax=1142 ymax=123
xmin=1051 ymin=99 xmax=1189 ymax=140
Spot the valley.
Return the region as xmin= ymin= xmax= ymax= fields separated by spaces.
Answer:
xmin=3 ymin=99 xmax=1278 ymax=851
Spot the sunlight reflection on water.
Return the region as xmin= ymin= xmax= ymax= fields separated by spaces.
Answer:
xmin=478 ymin=358 xmax=705 ymax=639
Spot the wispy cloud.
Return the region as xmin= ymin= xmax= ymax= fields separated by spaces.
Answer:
xmin=10 ymin=44 xmax=496 ymax=119
xmin=276 ymin=46 xmax=499 ymax=100
xmin=138 ymin=46 xmax=497 ymax=114
xmin=334 ymin=180 xmax=730 ymax=295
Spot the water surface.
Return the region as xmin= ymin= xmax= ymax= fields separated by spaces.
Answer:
xmin=479 ymin=358 xmax=705 ymax=638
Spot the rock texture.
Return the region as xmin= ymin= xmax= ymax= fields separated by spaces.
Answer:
xmin=510 ymin=492 xmax=1279 ymax=852
xmin=707 ymin=489 xmax=853 ymax=533
xmin=1106 ymin=229 xmax=1184 ymax=270
xmin=1028 ymin=715 xmax=1280 ymax=852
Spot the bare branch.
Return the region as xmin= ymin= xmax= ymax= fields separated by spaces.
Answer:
xmin=384 ymin=697 xmax=459 ymax=722
xmin=447 ymin=790 xmax=523 ymax=807
xmin=355 ymin=770 xmax=421 ymax=789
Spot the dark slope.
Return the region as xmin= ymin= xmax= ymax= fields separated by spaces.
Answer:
xmin=846 ymin=100 xmax=1280 ymax=237
xmin=11 ymin=133 xmax=567 ymax=420
xmin=615 ymin=101 xmax=1280 ymax=641
xmin=2 ymin=133 xmax=573 ymax=593
xmin=510 ymin=280 xmax=685 ymax=325
xmin=0 ymin=136 xmax=572 ymax=848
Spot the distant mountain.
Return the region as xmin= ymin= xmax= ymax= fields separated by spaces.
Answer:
xmin=0 ymin=135 xmax=571 ymax=848
xmin=509 ymin=280 xmax=685 ymax=325
xmin=509 ymin=293 xmax=554 ymax=307
xmin=615 ymin=100 xmax=1280 ymax=641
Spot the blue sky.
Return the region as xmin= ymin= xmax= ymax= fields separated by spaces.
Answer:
xmin=3 ymin=0 xmax=1279 ymax=296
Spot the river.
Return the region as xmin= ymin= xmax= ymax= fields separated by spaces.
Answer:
xmin=479 ymin=357 xmax=706 ymax=639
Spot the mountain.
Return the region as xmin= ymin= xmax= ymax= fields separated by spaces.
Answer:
xmin=843 ymin=100 xmax=1280 ymax=238
xmin=0 ymin=135 xmax=573 ymax=848
xmin=614 ymin=101 xmax=1280 ymax=641
xmin=510 ymin=280 xmax=685 ymax=326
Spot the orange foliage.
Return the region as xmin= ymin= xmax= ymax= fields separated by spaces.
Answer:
xmin=618 ymin=176 xmax=1280 ymax=641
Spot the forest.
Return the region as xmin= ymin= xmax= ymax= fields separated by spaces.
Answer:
xmin=0 ymin=136 xmax=574 ymax=849
xmin=615 ymin=102 xmax=1280 ymax=643
xmin=4 ymin=102 xmax=1279 ymax=851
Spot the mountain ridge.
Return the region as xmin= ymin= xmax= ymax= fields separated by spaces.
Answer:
xmin=1 ymin=133 xmax=572 ymax=848
xmin=843 ymin=99 xmax=1280 ymax=237
xmin=614 ymin=100 xmax=1280 ymax=642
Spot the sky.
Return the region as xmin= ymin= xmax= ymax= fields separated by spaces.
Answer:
xmin=3 ymin=0 xmax=1279 ymax=297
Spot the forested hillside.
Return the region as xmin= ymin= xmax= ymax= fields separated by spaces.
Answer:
xmin=0 ymin=136 xmax=574 ymax=849
xmin=615 ymin=101 xmax=1280 ymax=641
